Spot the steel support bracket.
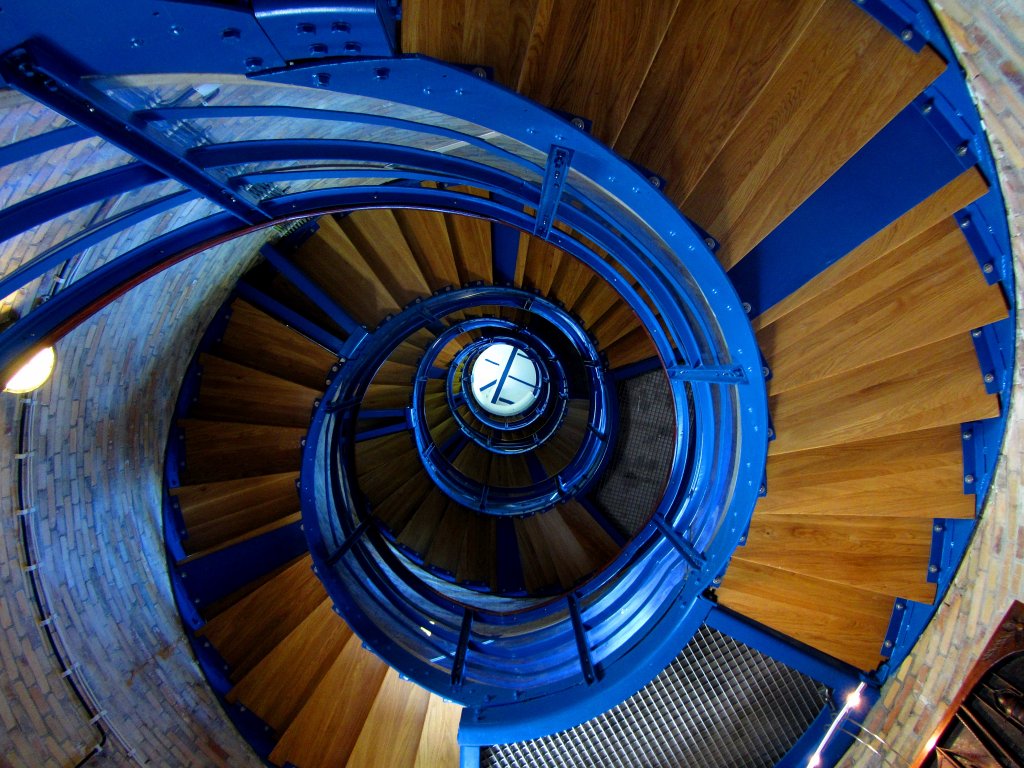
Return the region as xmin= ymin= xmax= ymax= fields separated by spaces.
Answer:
xmin=252 ymin=0 xmax=398 ymax=63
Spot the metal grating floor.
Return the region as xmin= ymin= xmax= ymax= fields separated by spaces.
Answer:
xmin=483 ymin=625 xmax=829 ymax=768
xmin=593 ymin=370 xmax=677 ymax=537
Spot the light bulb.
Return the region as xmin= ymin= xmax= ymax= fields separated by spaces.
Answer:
xmin=4 ymin=346 xmax=56 ymax=394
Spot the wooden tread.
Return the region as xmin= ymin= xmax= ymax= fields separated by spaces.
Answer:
xmin=191 ymin=354 xmax=320 ymax=428
xmin=178 ymin=419 xmax=304 ymax=483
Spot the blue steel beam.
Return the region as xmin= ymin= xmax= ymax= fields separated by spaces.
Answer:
xmin=0 ymin=190 xmax=200 ymax=300
xmin=259 ymin=243 xmax=362 ymax=336
xmin=533 ymin=146 xmax=572 ymax=239
xmin=234 ymin=280 xmax=345 ymax=354
xmin=0 ymin=164 xmax=164 ymax=246
xmin=0 ymin=44 xmax=272 ymax=226
xmin=0 ymin=124 xmax=92 ymax=167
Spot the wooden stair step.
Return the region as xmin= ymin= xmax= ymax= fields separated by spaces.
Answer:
xmin=266 ymin=275 xmax=349 ymax=342
xmin=604 ymin=326 xmax=659 ymax=369
xmin=355 ymin=432 xmax=417 ymax=476
xmin=739 ymin=516 xmax=936 ymax=602
xmin=457 ymin=508 xmax=496 ymax=587
xmin=218 ymin=298 xmax=336 ymax=391
xmin=530 ymin=505 xmax=600 ymax=588
xmin=769 ymin=334 xmax=998 ymax=455
xmin=753 ymin=167 xmax=989 ymax=330
xmin=270 ymin=631 xmax=389 ymax=768
xmin=759 ymin=426 xmax=974 ymax=519
xmin=761 ymin=216 xmax=1007 ymax=394
xmin=717 ymin=558 xmax=893 ymax=670
xmin=393 ymin=208 xmax=462 ymax=291
xmin=590 ymin=298 xmax=644 ymax=350
xmin=683 ymin=0 xmax=946 ymax=268
xmin=200 ymin=554 xmax=326 ymax=679
xmin=297 ymin=216 xmax=401 ymax=328
xmin=371 ymin=470 xmax=434 ymax=536
xmin=444 ymin=202 xmax=492 ymax=285
xmin=192 ymin=354 xmax=320 ymax=428
xmin=347 ymin=667 xmax=433 ymax=768
xmin=515 ymin=0 xmax=679 ymax=146
xmin=228 ymin=599 xmax=353 ymax=733
xmin=558 ymin=500 xmax=619 ymax=565
xmin=396 ymin=488 xmax=450 ymax=553
xmin=341 ymin=210 xmax=434 ymax=307
xmin=178 ymin=419 xmax=304 ymax=483
xmin=370 ymin=359 xmax=418 ymax=387
xmin=361 ymin=382 xmax=412 ymax=410
xmin=359 ymin=449 xmax=422 ymax=503
xmin=452 ymin=442 xmax=491 ymax=483
xmin=616 ymin=0 xmax=826 ymax=205
xmin=177 ymin=511 xmax=302 ymax=565
xmin=402 ymin=0 xmax=539 ymax=87
xmin=515 ymin=514 xmax=562 ymax=592
xmin=426 ymin=502 xmax=473 ymax=576
xmin=172 ymin=471 xmax=299 ymax=553
xmin=413 ymin=695 xmax=463 ymax=768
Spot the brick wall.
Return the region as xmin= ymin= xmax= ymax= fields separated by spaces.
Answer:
xmin=841 ymin=1 xmax=1024 ymax=765
xmin=0 ymin=207 xmax=267 ymax=764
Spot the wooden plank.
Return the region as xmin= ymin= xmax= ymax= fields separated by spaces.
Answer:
xmin=192 ymin=354 xmax=319 ymax=428
xmin=768 ymin=335 xmax=999 ymax=455
xmin=355 ymin=432 xmax=417 ymax=476
xmin=426 ymin=503 xmax=473 ymax=577
xmin=761 ymin=217 xmax=1008 ymax=394
xmin=737 ymin=517 xmax=936 ymax=602
xmin=393 ymin=208 xmax=462 ymax=291
xmin=572 ymin=275 xmax=622 ymax=329
xmin=178 ymin=419 xmax=304 ymax=483
xmin=228 ymin=599 xmax=353 ymax=733
xmin=219 ymin=299 xmax=336 ymax=391
xmin=604 ymin=327 xmax=659 ymax=370
xmin=530 ymin=507 xmax=598 ymax=588
xmin=369 ymin=359 xmax=417 ymax=388
xmin=453 ymin=442 xmax=491 ymax=483
xmin=515 ymin=514 xmax=561 ymax=592
xmin=341 ymin=209 xmax=433 ymax=307
xmin=521 ymin=238 xmax=564 ymax=297
xmin=458 ymin=509 xmax=496 ymax=588
xmin=270 ymin=632 xmax=389 ymax=768
xmin=177 ymin=512 xmax=303 ymax=565
xmin=296 ymin=216 xmax=401 ymax=328
xmin=549 ymin=251 xmax=598 ymax=310
xmin=517 ymin=0 xmax=680 ymax=145
xmin=360 ymin=450 xmax=422 ymax=503
xmin=372 ymin=470 xmax=434 ymax=535
xmin=396 ymin=488 xmax=449 ymax=554
xmin=200 ymin=554 xmax=326 ymax=679
xmin=759 ymin=427 xmax=974 ymax=519
xmin=557 ymin=500 xmax=619 ymax=565
xmin=348 ymin=667 xmax=432 ymax=768
xmin=617 ymin=0 xmax=825 ymax=203
xmin=401 ymin=0 xmax=540 ymax=87
xmin=413 ymin=695 xmax=462 ymax=768
xmin=683 ymin=0 xmax=946 ymax=268
xmin=590 ymin=298 xmax=644 ymax=350
xmin=173 ymin=471 xmax=299 ymax=554
xmin=361 ymin=382 xmax=412 ymax=410
xmin=753 ymin=167 xmax=989 ymax=330
xmin=717 ymin=558 xmax=892 ymax=670
xmin=446 ymin=209 xmax=493 ymax=284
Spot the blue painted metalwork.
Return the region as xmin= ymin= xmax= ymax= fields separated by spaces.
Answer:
xmin=491 ymin=221 xmax=522 ymax=285
xmin=568 ymin=595 xmax=597 ymax=685
xmin=0 ymin=163 xmax=164 ymax=246
xmin=251 ymin=0 xmax=398 ymax=61
xmin=235 ymin=280 xmax=346 ymax=354
xmin=533 ymin=146 xmax=572 ymax=239
xmin=853 ymin=0 xmax=926 ymax=51
xmin=0 ymin=45 xmax=271 ymax=225
xmin=729 ymin=102 xmax=972 ymax=318
xmin=260 ymin=242 xmax=362 ymax=336
xmin=0 ymin=124 xmax=91 ymax=167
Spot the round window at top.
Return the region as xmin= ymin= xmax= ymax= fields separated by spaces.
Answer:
xmin=468 ymin=342 xmax=543 ymax=418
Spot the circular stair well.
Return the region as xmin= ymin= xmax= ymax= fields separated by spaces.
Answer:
xmin=0 ymin=1 xmax=1016 ymax=767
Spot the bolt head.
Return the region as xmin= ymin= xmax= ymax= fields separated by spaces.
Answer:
xmin=309 ymin=43 xmax=328 ymax=56
xmin=884 ymin=640 xmax=894 ymax=648
xmin=983 ymin=262 xmax=995 ymax=274
xmin=296 ymin=22 xmax=316 ymax=35
xmin=965 ymin=474 xmax=975 ymax=484
xmin=929 ymin=564 xmax=939 ymax=574
xmin=221 ymin=27 xmax=241 ymax=41
xmin=900 ymin=28 xmax=914 ymax=41
xmin=960 ymin=217 xmax=971 ymax=229
xmin=963 ymin=431 xmax=972 ymax=440
xmin=331 ymin=21 xmax=351 ymax=33
xmin=245 ymin=57 xmax=263 ymax=71
xmin=704 ymin=237 xmax=716 ymax=249
xmin=472 ymin=66 xmax=488 ymax=79
xmin=984 ymin=372 xmax=995 ymax=384
xmin=313 ymin=72 xmax=331 ymax=87
xmin=742 ymin=302 xmax=752 ymax=314
xmin=570 ymin=117 xmax=585 ymax=130
xmin=374 ymin=67 xmax=390 ymax=80
xmin=957 ymin=143 xmax=970 ymax=157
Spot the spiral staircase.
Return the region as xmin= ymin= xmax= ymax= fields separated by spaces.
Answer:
xmin=0 ymin=0 xmax=1016 ymax=766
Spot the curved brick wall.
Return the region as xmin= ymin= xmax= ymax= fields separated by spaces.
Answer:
xmin=0 ymin=3 xmax=1021 ymax=767
xmin=842 ymin=1 xmax=1024 ymax=764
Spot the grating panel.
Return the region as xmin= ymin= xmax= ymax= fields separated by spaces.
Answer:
xmin=593 ymin=370 xmax=676 ymax=536
xmin=483 ymin=625 xmax=829 ymax=768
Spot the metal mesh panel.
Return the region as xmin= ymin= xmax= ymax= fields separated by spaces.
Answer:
xmin=593 ymin=370 xmax=675 ymax=536
xmin=483 ymin=625 xmax=829 ymax=768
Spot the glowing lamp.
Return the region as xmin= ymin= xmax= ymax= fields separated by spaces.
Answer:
xmin=4 ymin=346 xmax=56 ymax=394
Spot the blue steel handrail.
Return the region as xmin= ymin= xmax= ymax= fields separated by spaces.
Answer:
xmin=406 ymin=310 xmax=607 ymax=515
xmin=0 ymin=53 xmax=769 ymax=739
